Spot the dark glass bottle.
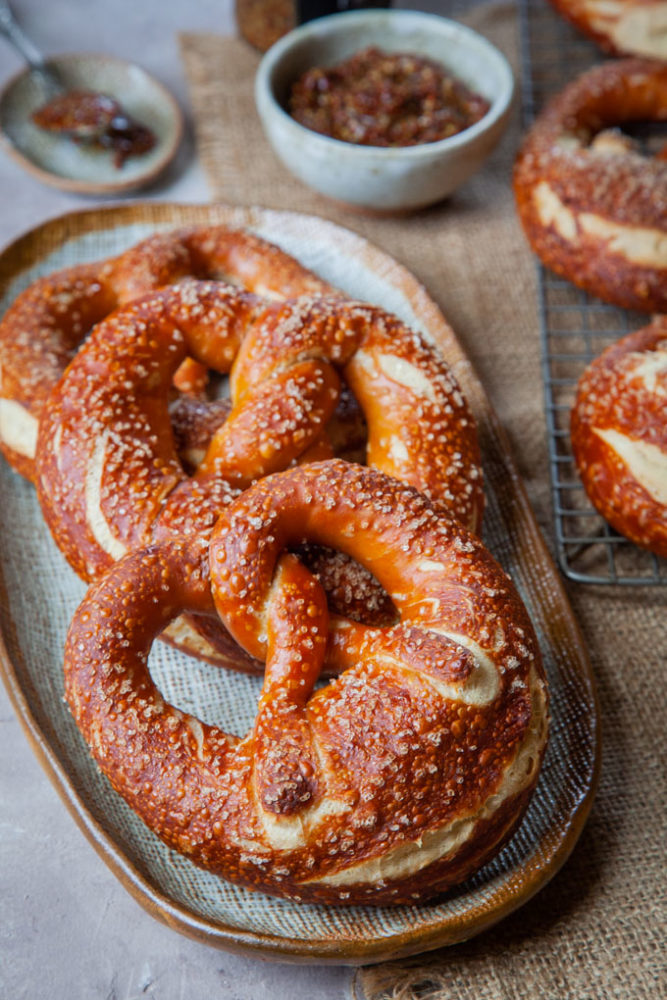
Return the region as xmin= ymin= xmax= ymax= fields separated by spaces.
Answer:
xmin=236 ymin=1 xmax=391 ymax=52
xmin=298 ymin=1 xmax=391 ymax=24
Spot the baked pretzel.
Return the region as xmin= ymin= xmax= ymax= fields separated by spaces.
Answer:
xmin=571 ymin=316 xmax=667 ymax=557
xmin=36 ymin=280 xmax=482 ymax=574
xmin=548 ymin=0 xmax=667 ymax=58
xmin=514 ymin=59 xmax=667 ymax=313
xmin=218 ymin=294 xmax=483 ymax=528
xmin=64 ymin=461 xmax=548 ymax=906
xmin=0 ymin=224 xmax=334 ymax=480
xmin=36 ymin=281 xmax=482 ymax=666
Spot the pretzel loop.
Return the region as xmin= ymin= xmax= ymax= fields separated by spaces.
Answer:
xmin=0 ymin=224 xmax=336 ymax=480
xmin=229 ymin=295 xmax=483 ymax=530
xmin=64 ymin=461 xmax=548 ymax=906
xmin=36 ymin=281 xmax=482 ymax=670
xmin=36 ymin=282 xmax=345 ymax=584
xmin=514 ymin=58 xmax=667 ymax=313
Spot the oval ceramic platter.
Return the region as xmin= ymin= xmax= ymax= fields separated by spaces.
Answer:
xmin=0 ymin=202 xmax=599 ymax=965
xmin=0 ymin=55 xmax=183 ymax=194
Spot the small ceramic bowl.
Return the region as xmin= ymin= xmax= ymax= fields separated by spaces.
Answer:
xmin=0 ymin=54 xmax=183 ymax=195
xmin=255 ymin=9 xmax=514 ymax=212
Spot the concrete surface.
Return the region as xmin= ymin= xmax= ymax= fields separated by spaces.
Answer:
xmin=0 ymin=2 xmax=453 ymax=997
xmin=0 ymin=2 xmax=340 ymax=997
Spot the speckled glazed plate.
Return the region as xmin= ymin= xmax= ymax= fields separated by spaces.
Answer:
xmin=0 ymin=202 xmax=599 ymax=965
xmin=0 ymin=55 xmax=183 ymax=194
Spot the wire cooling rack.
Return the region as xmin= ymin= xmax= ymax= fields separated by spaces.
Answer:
xmin=517 ymin=0 xmax=666 ymax=586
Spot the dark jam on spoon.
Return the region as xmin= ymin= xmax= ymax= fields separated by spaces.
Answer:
xmin=32 ymin=90 xmax=156 ymax=168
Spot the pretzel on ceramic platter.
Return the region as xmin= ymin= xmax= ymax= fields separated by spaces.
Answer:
xmin=64 ymin=461 xmax=548 ymax=906
xmin=0 ymin=224 xmax=335 ymax=480
xmin=514 ymin=59 xmax=667 ymax=313
xmin=571 ymin=316 xmax=667 ymax=557
xmin=36 ymin=281 xmax=483 ymax=577
xmin=36 ymin=281 xmax=482 ymax=667
xmin=33 ymin=281 xmax=334 ymax=669
xmin=547 ymin=0 xmax=667 ymax=58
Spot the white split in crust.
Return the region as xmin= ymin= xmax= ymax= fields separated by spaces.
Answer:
xmin=352 ymin=349 xmax=438 ymax=402
xmin=258 ymin=793 xmax=353 ymax=852
xmin=0 ymin=399 xmax=38 ymax=458
xmin=84 ymin=432 xmax=128 ymax=560
xmin=585 ymin=0 xmax=667 ymax=59
xmin=626 ymin=347 xmax=667 ymax=397
xmin=594 ymin=427 xmax=667 ymax=505
xmin=534 ymin=182 xmax=578 ymax=240
xmin=376 ymin=353 xmax=438 ymax=402
xmin=417 ymin=559 xmax=447 ymax=573
xmin=579 ymin=214 xmax=667 ymax=268
xmin=534 ymin=182 xmax=667 ymax=268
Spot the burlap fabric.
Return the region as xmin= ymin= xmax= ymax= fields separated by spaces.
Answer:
xmin=180 ymin=3 xmax=665 ymax=996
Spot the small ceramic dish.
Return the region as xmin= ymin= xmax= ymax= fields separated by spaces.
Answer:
xmin=0 ymin=53 xmax=183 ymax=195
xmin=255 ymin=9 xmax=514 ymax=212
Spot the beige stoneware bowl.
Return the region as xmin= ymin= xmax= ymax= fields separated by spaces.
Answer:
xmin=255 ymin=9 xmax=514 ymax=212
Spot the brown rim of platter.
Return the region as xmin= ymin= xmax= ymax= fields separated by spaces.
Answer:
xmin=0 ymin=201 xmax=601 ymax=965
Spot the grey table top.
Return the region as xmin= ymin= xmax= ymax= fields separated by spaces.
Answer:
xmin=0 ymin=2 xmax=460 ymax=996
xmin=0 ymin=1 xmax=356 ymax=996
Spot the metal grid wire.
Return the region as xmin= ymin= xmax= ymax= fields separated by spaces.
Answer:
xmin=517 ymin=0 xmax=666 ymax=586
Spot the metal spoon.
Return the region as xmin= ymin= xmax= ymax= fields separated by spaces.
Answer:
xmin=0 ymin=0 xmax=142 ymax=148
xmin=0 ymin=0 xmax=62 ymax=99
xmin=0 ymin=1 xmax=184 ymax=193
xmin=0 ymin=0 xmax=122 ymax=143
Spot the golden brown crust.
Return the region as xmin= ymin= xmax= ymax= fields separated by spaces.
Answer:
xmin=548 ymin=0 xmax=667 ymax=58
xmin=571 ymin=316 xmax=667 ymax=557
xmin=36 ymin=283 xmax=482 ymax=580
xmin=65 ymin=462 xmax=548 ymax=906
xmin=514 ymin=59 xmax=667 ymax=312
xmin=230 ymin=295 xmax=484 ymax=529
xmin=0 ymin=224 xmax=335 ymax=481
xmin=35 ymin=282 xmax=482 ymax=669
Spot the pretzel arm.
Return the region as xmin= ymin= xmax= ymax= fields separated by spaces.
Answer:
xmin=253 ymin=554 xmax=329 ymax=816
xmin=64 ymin=540 xmax=245 ymax=855
xmin=182 ymin=226 xmax=338 ymax=300
xmin=36 ymin=283 xmax=261 ymax=580
xmin=232 ymin=297 xmax=483 ymax=531
xmin=197 ymin=360 xmax=341 ymax=487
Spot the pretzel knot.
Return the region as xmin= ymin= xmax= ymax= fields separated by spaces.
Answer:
xmin=36 ymin=281 xmax=482 ymax=666
xmin=514 ymin=58 xmax=667 ymax=313
xmin=571 ymin=317 xmax=667 ymax=557
xmin=0 ymin=224 xmax=335 ymax=481
xmin=65 ymin=461 xmax=548 ymax=906
xmin=547 ymin=0 xmax=667 ymax=58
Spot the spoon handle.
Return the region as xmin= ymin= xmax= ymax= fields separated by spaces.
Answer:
xmin=0 ymin=0 xmax=63 ymax=98
xmin=0 ymin=0 xmax=47 ymax=71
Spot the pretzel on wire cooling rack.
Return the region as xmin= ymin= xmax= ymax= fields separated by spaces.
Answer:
xmin=514 ymin=58 xmax=667 ymax=313
xmin=547 ymin=0 xmax=667 ymax=58
xmin=571 ymin=316 xmax=667 ymax=558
